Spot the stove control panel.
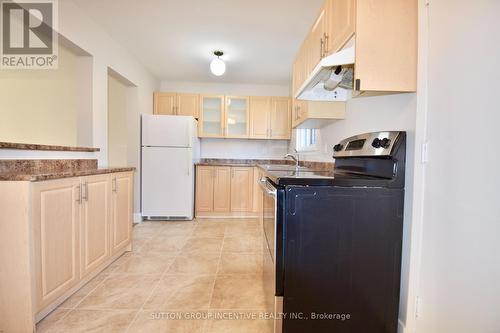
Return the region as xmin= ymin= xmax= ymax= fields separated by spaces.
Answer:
xmin=333 ymin=132 xmax=402 ymax=158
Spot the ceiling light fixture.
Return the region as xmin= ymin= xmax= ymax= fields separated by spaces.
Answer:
xmin=210 ymin=51 xmax=226 ymax=76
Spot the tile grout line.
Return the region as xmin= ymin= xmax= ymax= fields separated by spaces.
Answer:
xmin=123 ymin=222 xmax=196 ymax=333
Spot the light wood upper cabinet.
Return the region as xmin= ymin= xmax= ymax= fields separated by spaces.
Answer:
xmin=177 ymin=93 xmax=200 ymax=118
xmin=199 ymin=95 xmax=225 ymax=138
xmin=354 ymin=0 xmax=417 ymax=92
xmin=270 ymin=97 xmax=292 ymax=139
xmin=292 ymin=0 xmax=417 ymax=97
xmin=195 ymin=166 xmax=214 ymax=212
xmin=250 ymin=96 xmax=272 ymax=139
xmin=309 ymin=5 xmax=328 ymax=68
xmin=250 ymin=96 xmax=291 ymax=140
xmin=213 ymin=167 xmax=231 ymax=212
xmin=154 ymin=92 xmax=176 ymax=115
xmin=230 ymin=167 xmax=254 ymax=212
xmin=154 ymin=92 xmax=200 ymax=118
xmin=80 ymin=174 xmax=111 ymax=278
xmin=111 ymin=172 xmax=133 ymax=255
xmin=325 ymin=0 xmax=356 ymax=55
xmin=32 ymin=178 xmax=81 ymax=312
xmin=225 ymin=96 xmax=250 ymax=139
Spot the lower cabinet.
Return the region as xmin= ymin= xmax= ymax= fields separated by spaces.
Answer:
xmin=31 ymin=172 xmax=134 ymax=316
xmin=32 ymin=178 xmax=81 ymax=312
xmin=196 ymin=165 xmax=257 ymax=217
xmin=230 ymin=167 xmax=254 ymax=212
xmin=111 ymin=173 xmax=133 ymax=255
xmin=80 ymin=174 xmax=111 ymax=278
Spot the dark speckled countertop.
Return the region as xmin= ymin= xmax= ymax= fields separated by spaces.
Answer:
xmin=0 ymin=159 xmax=134 ymax=181
xmin=196 ymin=158 xmax=334 ymax=171
xmin=0 ymin=141 xmax=100 ymax=152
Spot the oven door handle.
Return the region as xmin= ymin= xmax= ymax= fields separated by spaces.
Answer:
xmin=259 ymin=177 xmax=277 ymax=197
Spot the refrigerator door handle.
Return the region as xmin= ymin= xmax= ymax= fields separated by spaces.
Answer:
xmin=187 ymin=157 xmax=190 ymax=176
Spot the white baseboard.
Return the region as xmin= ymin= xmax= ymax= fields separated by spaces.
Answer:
xmin=133 ymin=213 xmax=143 ymax=223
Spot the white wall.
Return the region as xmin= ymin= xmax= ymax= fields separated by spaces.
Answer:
xmin=57 ymin=0 xmax=160 ymax=218
xmin=107 ymin=75 xmax=129 ymax=166
xmin=410 ymin=1 xmax=500 ymax=332
xmin=0 ymin=45 xmax=78 ymax=146
xmin=160 ymin=81 xmax=290 ymax=97
xmin=161 ymin=80 xmax=291 ymax=160
xmin=201 ymin=139 xmax=289 ymax=160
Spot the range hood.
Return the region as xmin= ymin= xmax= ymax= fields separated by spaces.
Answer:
xmin=295 ymin=37 xmax=355 ymax=102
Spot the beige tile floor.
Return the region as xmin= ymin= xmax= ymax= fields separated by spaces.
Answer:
xmin=37 ymin=218 xmax=274 ymax=333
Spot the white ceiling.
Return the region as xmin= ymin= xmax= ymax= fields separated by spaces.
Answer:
xmin=71 ymin=0 xmax=324 ymax=85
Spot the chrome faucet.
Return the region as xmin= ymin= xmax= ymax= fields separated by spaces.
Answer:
xmin=284 ymin=152 xmax=300 ymax=169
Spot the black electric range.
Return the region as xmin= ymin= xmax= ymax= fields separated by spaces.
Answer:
xmin=260 ymin=131 xmax=406 ymax=333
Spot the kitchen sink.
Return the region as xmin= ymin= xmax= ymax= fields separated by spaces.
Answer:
xmin=258 ymin=164 xmax=309 ymax=171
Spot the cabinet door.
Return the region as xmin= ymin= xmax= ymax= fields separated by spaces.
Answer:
xmin=225 ymin=96 xmax=250 ymax=138
xmin=199 ymin=95 xmax=225 ymax=137
xmin=270 ymin=97 xmax=291 ymax=139
xmin=111 ymin=172 xmax=133 ymax=255
xmin=252 ymin=168 xmax=264 ymax=214
xmin=154 ymin=92 xmax=177 ymax=115
xmin=196 ymin=166 xmax=214 ymax=212
xmin=177 ymin=93 xmax=200 ymax=118
xmin=213 ymin=167 xmax=231 ymax=212
xmin=325 ymin=0 xmax=356 ymax=55
xmin=308 ymin=5 xmax=328 ymax=71
xmin=230 ymin=167 xmax=253 ymax=212
xmin=80 ymin=174 xmax=111 ymax=278
xmin=32 ymin=178 xmax=81 ymax=312
xmin=249 ymin=96 xmax=272 ymax=139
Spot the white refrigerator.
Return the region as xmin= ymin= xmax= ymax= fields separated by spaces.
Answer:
xmin=141 ymin=115 xmax=200 ymax=220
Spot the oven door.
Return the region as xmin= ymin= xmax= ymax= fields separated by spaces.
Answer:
xmin=260 ymin=177 xmax=283 ymax=333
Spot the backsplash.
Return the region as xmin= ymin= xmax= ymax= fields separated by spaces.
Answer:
xmin=200 ymin=138 xmax=289 ymax=160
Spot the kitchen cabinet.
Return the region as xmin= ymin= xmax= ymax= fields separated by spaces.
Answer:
xmin=32 ymin=178 xmax=81 ymax=312
xmin=249 ymin=96 xmax=271 ymax=139
xmin=195 ymin=165 xmax=260 ymax=217
xmin=253 ymin=168 xmax=264 ymax=215
xmin=213 ymin=167 xmax=231 ymax=212
xmin=293 ymin=99 xmax=346 ymax=129
xmin=250 ymin=96 xmax=291 ymax=140
xmin=270 ymin=97 xmax=292 ymax=139
xmin=230 ymin=167 xmax=254 ymax=212
xmin=154 ymin=92 xmax=200 ymax=118
xmin=325 ymin=0 xmax=356 ymax=55
xmin=292 ymin=0 xmax=417 ymax=97
xmin=196 ymin=166 xmax=215 ymax=212
xmin=309 ymin=5 xmax=328 ymax=68
xmin=80 ymin=174 xmax=111 ymax=278
xmin=111 ymin=173 xmax=133 ymax=255
xmin=0 ymin=171 xmax=134 ymax=331
xmin=199 ymin=95 xmax=225 ymax=138
xmin=154 ymin=92 xmax=176 ymax=115
xmin=225 ymin=96 xmax=250 ymax=138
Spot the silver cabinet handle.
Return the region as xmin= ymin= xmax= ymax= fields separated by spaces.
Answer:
xmin=82 ymin=182 xmax=88 ymax=201
xmin=324 ymin=33 xmax=329 ymax=56
xmin=320 ymin=37 xmax=324 ymax=59
xmin=112 ymin=178 xmax=117 ymax=192
xmin=76 ymin=184 xmax=82 ymax=203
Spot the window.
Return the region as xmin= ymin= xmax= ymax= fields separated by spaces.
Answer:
xmin=295 ymin=128 xmax=320 ymax=152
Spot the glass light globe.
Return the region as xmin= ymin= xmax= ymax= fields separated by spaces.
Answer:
xmin=210 ymin=58 xmax=226 ymax=76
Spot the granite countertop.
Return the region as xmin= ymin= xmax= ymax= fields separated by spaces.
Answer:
xmin=196 ymin=158 xmax=294 ymax=167
xmin=197 ymin=158 xmax=334 ymax=171
xmin=0 ymin=142 xmax=100 ymax=152
xmin=0 ymin=159 xmax=134 ymax=181
xmin=0 ymin=167 xmax=136 ymax=182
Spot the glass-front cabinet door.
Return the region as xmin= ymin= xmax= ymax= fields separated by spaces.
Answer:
xmin=225 ymin=96 xmax=249 ymax=138
xmin=199 ymin=95 xmax=225 ymax=137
